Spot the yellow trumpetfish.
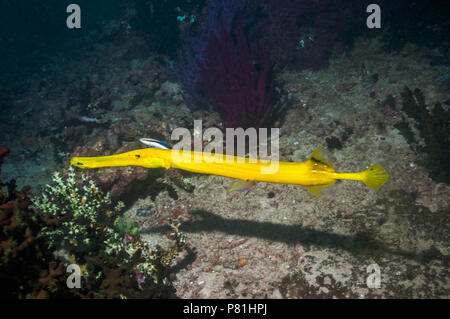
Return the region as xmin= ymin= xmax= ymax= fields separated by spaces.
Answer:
xmin=70 ymin=147 xmax=388 ymax=196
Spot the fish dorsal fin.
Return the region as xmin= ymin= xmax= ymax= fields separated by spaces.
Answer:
xmin=305 ymin=181 xmax=336 ymax=196
xmin=308 ymin=148 xmax=332 ymax=168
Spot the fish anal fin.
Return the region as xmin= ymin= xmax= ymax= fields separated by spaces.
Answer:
xmin=308 ymin=148 xmax=332 ymax=168
xmin=305 ymin=181 xmax=336 ymax=196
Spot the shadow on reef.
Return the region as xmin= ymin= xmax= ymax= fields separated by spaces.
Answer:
xmin=143 ymin=209 xmax=446 ymax=265
xmin=170 ymin=245 xmax=198 ymax=276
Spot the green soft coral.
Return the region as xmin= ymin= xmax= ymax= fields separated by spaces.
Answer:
xmin=32 ymin=167 xmax=186 ymax=289
xmin=32 ymin=167 xmax=124 ymax=253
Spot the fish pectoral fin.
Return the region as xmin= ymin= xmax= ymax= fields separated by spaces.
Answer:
xmin=305 ymin=181 xmax=336 ymax=196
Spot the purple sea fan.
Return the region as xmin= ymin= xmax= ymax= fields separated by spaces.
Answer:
xmin=173 ymin=26 xmax=209 ymax=111
xmin=200 ymin=21 xmax=275 ymax=129
xmin=174 ymin=0 xmax=244 ymax=111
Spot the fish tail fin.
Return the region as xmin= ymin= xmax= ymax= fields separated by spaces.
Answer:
xmin=362 ymin=164 xmax=388 ymax=189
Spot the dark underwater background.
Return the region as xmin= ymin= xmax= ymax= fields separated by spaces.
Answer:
xmin=0 ymin=0 xmax=449 ymax=299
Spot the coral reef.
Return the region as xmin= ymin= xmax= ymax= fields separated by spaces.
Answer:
xmin=1 ymin=146 xmax=187 ymax=298
xmin=32 ymin=167 xmax=186 ymax=298
xmin=0 ymin=183 xmax=53 ymax=298
xmin=0 ymin=148 xmax=71 ymax=298
xmin=1 ymin=0 xmax=449 ymax=300
xmin=395 ymin=87 xmax=450 ymax=184
xmin=32 ymin=167 xmax=124 ymax=254
xmin=261 ymin=0 xmax=363 ymax=70
xmin=380 ymin=0 xmax=450 ymax=65
xmin=131 ymin=0 xmax=205 ymax=57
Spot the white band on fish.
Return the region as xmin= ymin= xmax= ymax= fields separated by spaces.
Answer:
xmin=139 ymin=138 xmax=171 ymax=149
